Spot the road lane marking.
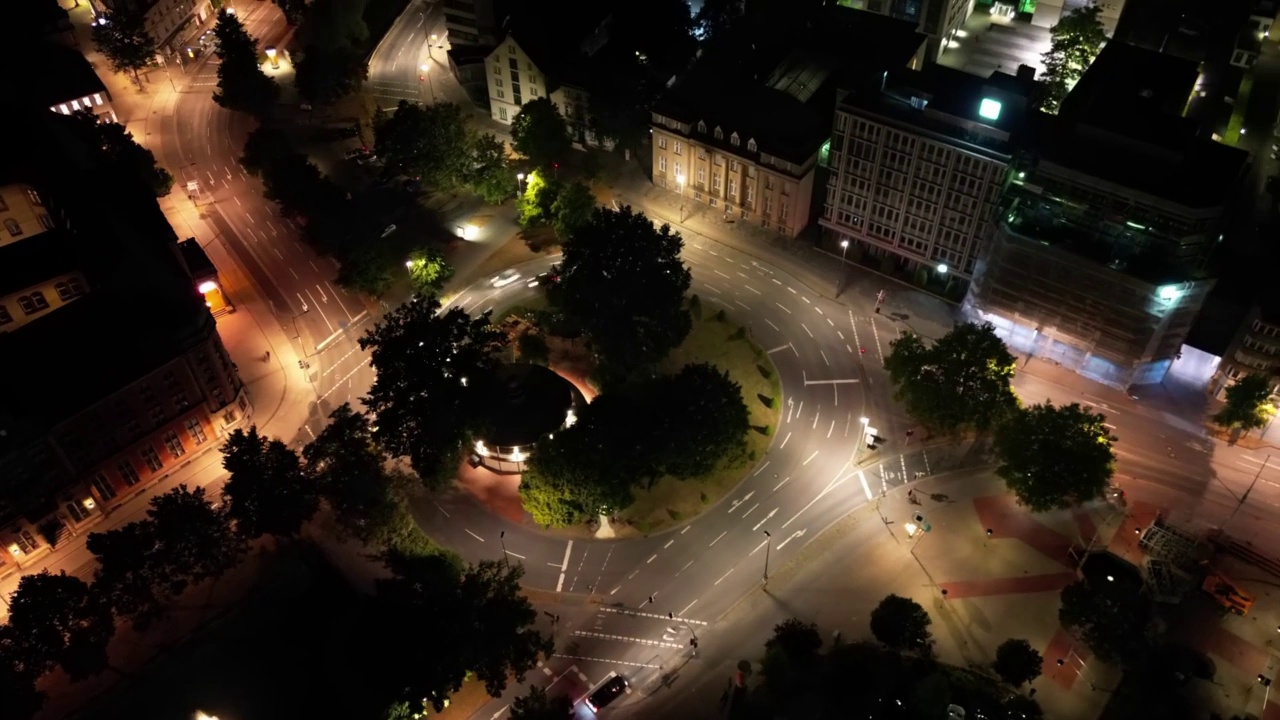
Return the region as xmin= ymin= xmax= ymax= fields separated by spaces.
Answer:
xmin=553 ymin=655 xmax=662 ymax=669
xmin=783 ymin=464 xmax=854 ymax=529
xmin=679 ymin=599 xmax=698 ymax=615
xmin=505 ymin=550 xmax=527 ymax=560
xmin=803 ymin=450 xmax=819 ymax=465
xmin=766 ymin=319 xmax=780 ymax=331
xmin=647 ymin=554 xmax=657 ymax=564
xmin=828 ymin=420 xmax=835 ymax=439
xmin=736 ymin=300 xmax=750 ymax=310
xmin=802 ymin=323 xmax=814 ymax=337
xmin=715 ymin=269 xmax=731 ymax=278
xmin=767 ymin=344 xmax=790 ymax=354
xmin=597 ymin=607 xmax=708 ymax=624
xmin=556 ymin=540 xmax=573 ymax=592
xmin=749 ymin=539 xmax=769 ymax=556
xmin=821 ymin=350 xmax=830 ymax=366
xmin=802 ymin=296 xmax=811 ymax=304
xmin=664 ymin=539 xmax=674 ymax=549
xmin=780 ymin=431 xmax=792 ymax=449
xmin=741 ymin=503 xmax=760 ymax=518
xmin=433 ymin=502 xmax=450 ymax=517
xmin=776 ymin=303 xmax=792 ymax=314
xmin=709 ymin=531 xmax=727 ymax=546
xmin=858 ymin=470 xmax=873 ymax=500
xmin=745 ymin=284 xmax=761 ymax=294
xmin=572 ymin=631 xmax=682 ymax=649
xmin=715 ymin=568 xmax=734 ymax=585
xmin=676 ymin=559 xmax=695 ymax=576
xmin=774 ymin=476 xmax=791 ymax=491
xmin=753 ymin=508 xmax=777 ymax=531
xmin=778 ymin=529 xmax=806 ymax=549
xmin=466 ymin=529 xmax=484 ymax=542
xmin=754 ymin=461 xmax=770 ymax=476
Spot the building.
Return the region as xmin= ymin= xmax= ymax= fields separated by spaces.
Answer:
xmin=963 ymin=42 xmax=1248 ymax=389
xmin=11 ymin=0 xmax=75 ymax=47
xmin=821 ymin=63 xmax=1038 ymax=286
xmin=484 ymin=11 xmax=614 ymax=147
xmin=95 ymin=0 xmax=202 ymax=55
xmin=851 ymin=0 xmax=976 ymax=61
xmin=0 ymin=108 xmax=250 ymax=575
xmin=3 ymin=41 xmax=117 ymax=123
xmin=443 ymin=0 xmax=510 ymax=47
xmin=470 ymin=363 xmax=584 ymax=474
xmin=1210 ymin=305 xmax=1280 ymax=401
xmin=1034 ymin=0 xmax=1127 ymax=36
xmin=651 ymin=7 xmax=928 ymax=239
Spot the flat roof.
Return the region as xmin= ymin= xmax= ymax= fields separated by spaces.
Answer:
xmin=475 ymin=363 xmax=581 ymax=447
xmin=1 ymin=41 xmax=106 ymax=108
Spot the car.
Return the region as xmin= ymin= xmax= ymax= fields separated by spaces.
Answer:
xmin=527 ymin=272 xmax=546 ymax=287
xmin=356 ymin=153 xmax=379 ymax=166
xmin=491 ymin=269 xmax=522 ymax=287
xmin=381 ymin=224 xmax=397 ymax=238
xmin=344 ymin=147 xmax=370 ymax=160
xmin=585 ymin=675 xmax=627 ymax=713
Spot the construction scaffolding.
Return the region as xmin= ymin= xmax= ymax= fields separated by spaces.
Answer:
xmin=1137 ymin=516 xmax=1210 ymax=603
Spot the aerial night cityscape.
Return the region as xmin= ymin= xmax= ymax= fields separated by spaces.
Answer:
xmin=8 ymin=0 xmax=1280 ymax=718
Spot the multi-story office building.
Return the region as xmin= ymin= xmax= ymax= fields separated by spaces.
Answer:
xmin=485 ymin=11 xmax=613 ymax=147
xmin=652 ymin=6 xmax=927 ymax=238
xmin=963 ymin=42 xmax=1247 ymax=389
xmin=821 ymin=63 xmax=1038 ymax=285
xmin=95 ymin=0 xmax=200 ymax=54
xmin=850 ymin=0 xmax=975 ymax=61
xmin=0 ymin=108 xmax=250 ymax=575
xmin=443 ymin=0 xmax=510 ymax=47
xmin=1211 ymin=305 xmax=1280 ymax=401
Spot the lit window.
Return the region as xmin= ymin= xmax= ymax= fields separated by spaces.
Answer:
xmin=163 ymin=430 xmax=185 ymax=459
xmin=94 ymin=93 xmax=104 ymax=105
xmin=59 ymin=103 xmax=69 ymax=114
xmin=71 ymin=99 xmax=81 ymax=111
xmin=185 ymin=417 xmax=207 ymax=444
xmin=730 ymin=132 xmax=740 ymax=147
xmin=747 ymin=138 xmax=757 ymax=152
xmin=140 ymin=445 xmax=163 ymax=472
xmin=116 ymin=458 xmax=140 ymax=486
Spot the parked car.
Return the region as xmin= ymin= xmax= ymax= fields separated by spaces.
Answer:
xmin=355 ymin=153 xmax=379 ymax=166
xmin=344 ymin=147 xmax=370 ymax=160
xmin=585 ymin=675 xmax=627 ymax=714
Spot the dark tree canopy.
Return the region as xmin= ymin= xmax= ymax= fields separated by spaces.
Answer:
xmin=213 ymin=9 xmax=280 ymax=117
xmin=551 ymin=205 xmax=692 ymax=378
xmin=656 ymin=363 xmax=750 ymax=477
xmin=5 ymin=571 xmax=114 ymax=681
xmin=73 ymin=111 xmax=173 ymax=197
xmin=298 ymin=0 xmax=370 ymax=49
xmin=1041 ymin=5 xmax=1106 ymax=111
xmin=0 ymin=641 xmax=43 ymax=720
xmin=91 ymin=9 xmax=156 ymax=83
xmin=1059 ymin=579 xmax=1152 ymax=665
xmin=273 ymin=0 xmax=309 ymax=25
xmin=221 ymin=426 xmax=319 ymax=539
xmin=884 ymin=322 xmax=1018 ymax=435
xmin=509 ymin=685 xmax=574 ymax=720
xmin=550 ymin=181 xmax=596 ymax=240
xmin=1214 ymin=372 xmax=1275 ymax=432
xmin=510 ymin=97 xmax=571 ymax=170
xmin=761 ymin=618 xmax=824 ymax=699
xmin=464 ymin=133 xmax=516 ymax=205
xmin=372 ymin=555 xmax=551 ymax=711
xmin=88 ymin=485 xmax=245 ymax=627
xmin=303 ymin=403 xmax=403 ymax=545
xmin=993 ymin=638 xmax=1043 ymax=687
xmin=294 ymin=44 xmax=366 ymax=106
xmin=374 ymin=100 xmax=471 ymax=189
xmin=869 ymin=594 xmax=932 ymax=652
xmin=519 ymin=409 xmax=635 ymax=527
xmin=360 ymin=294 xmax=506 ymax=486
xmin=994 ymin=402 xmax=1115 ymax=512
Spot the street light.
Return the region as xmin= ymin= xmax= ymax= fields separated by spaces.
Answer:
xmin=676 ymin=173 xmax=686 ymax=223
xmin=837 ymin=239 xmax=850 ymax=294
xmin=667 ymin=611 xmax=699 ymax=653
xmin=516 ymin=172 xmax=526 ymax=198
xmin=762 ymin=530 xmax=772 ymax=586
xmin=852 ymin=417 xmax=871 ymax=464
xmin=499 ymin=530 xmax=510 ymax=569
xmin=419 ymin=63 xmax=436 ymax=103
xmin=936 ymin=263 xmax=948 ymax=274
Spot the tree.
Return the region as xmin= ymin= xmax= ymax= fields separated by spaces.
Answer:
xmin=551 ymin=206 xmax=692 ymax=379
xmin=241 ymin=125 xmax=291 ymax=174
xmin=88 ymin=485 xmax=245 ymax=626
xmin=213 ymin=9 xmax=280 ymax=117
xmin=72 ymin=111 xmax=174 ymax=197
xmin=761 ymin=619 xmax=823 ymax=699
xmin=1059 ymin=579 xmax=1152 ymax=665
xmin=299 ymin=0 xmax=370 ymax=49
xmin=995 ymin=402 xmax=1115 ymax=512
xmin=551 ymin=181 xmax=596 ymax=240
xmin=465 ymin=133 xmax=517 ymax=205
xmin=993 ymin=638 xmax=1043 ymax=687
xmin=510 ymin=98 xmax=571 ymax=170
xmin=655 ymin=363 xmax=749 ymax=478
xmin=5 ymin=571 xmax=114 ymax=681
xmin=273 ymin=0 xmax=309 ymax=25
xmin=221 ymin=426 xmax=319 ymax=539
xmin=516 ymin=333 xmax=550 ymax=366
xmin=0 ymin=639 xmax=43 ymax=720
xmin=509 ymin=686 xmax=573 ymax=720
xmin=518 ymin=417 xmax=635 ymax=527
xmin=373 ymin=555 xmax=551 ymax=711
xmin=869 ymin=594 xmax=932 ymax=652
xmin=406 ymin=246 xmax=454 ymax=293
xmin=91 ymin=9 xmax=156 ymax=85
xmin=360 ymin=294 xmax=506 ymax=486
xmin=1214 ymin=372 xmax=1275 ymax=433
xmin=374 ymin=100 xmax=471 ymax=189
xmin=1040 ymin=5 xmax=1107 ymax=112
xmin=294 ymin=44 xmax=366 ymax=106
xmin=884 ymin=322 xmax=1018 ymax=436
xmin=516 ymin=171 xmax=561 ymax=229
xmin=303 ymin=404 xmax=403 ymax=545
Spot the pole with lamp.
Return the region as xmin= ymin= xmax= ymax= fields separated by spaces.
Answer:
xmin=499 ymin=530 xmax=511 ymax=569
xmin=1224 ymin=454 xmax=1270 ymax=531
xmin=667 ymin=612 xmax=699 ymax=654
xmin=419 ymin=63 xmax=436 ymax=104
xmin=676 ymin=173 xmax=686 ymax=223
xmin=516 ymin=172 xmax=526 ymax=198
xmin=761 ymin=530 xmax=772 ymax=586
xmin=837 ymin=239 xmax=849 ymax=294
xmin=852 ymin=416 xmax=871 ymax=465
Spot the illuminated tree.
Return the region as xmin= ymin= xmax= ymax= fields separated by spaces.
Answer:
xmin=213 ymin=9 xmax=280 ymax=117
xmin=885 ymin=322 xmax=1018 ymax=435
xmin=1214 ymin=372 xmax=1276 ymax=434
xmin=1040 ymin=5 xmax=1106 ymax=112
xmin=994 ymin=402 xmax=1115 ymax=512
xmin=91 ymin=9 xmax=156 ymax=86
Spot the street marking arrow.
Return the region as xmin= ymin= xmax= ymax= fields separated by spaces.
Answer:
xmin=752 ymin=507 xmax=778 ymax=532
xmin=778 ymin=529 xmax=806 ymax=550
xmin=728 ymin=490 xmax=755 ymax=514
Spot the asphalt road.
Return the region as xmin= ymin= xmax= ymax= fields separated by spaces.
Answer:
xmin=366 ymin=0 xmax=449 ymax=107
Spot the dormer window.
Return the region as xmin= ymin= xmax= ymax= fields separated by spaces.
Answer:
xmin=714 ymin=126 xmax=723 ymax=140
xmin=730 ymin=132 xmax=740 ymax=147
xmin=747 ymin=138 xmax=757 ymax=152
xmin=697 ymin=120 xmax=706 ymax=133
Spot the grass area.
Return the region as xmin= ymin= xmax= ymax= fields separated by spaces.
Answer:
xmin=619 ymin=304 xmax=783 ymax=533
xmin=1225 ymin=72 xmax=1254 ymax=146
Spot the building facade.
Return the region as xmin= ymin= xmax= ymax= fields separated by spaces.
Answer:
xmin=484 ymin=34 xmax=608 ymax=147
xmin=96 ymin=0 xmax=200 ymax=53
xmin=0 ymin=110 xmax=249 ymax=577
xmin=852 ymin=0 xmax=974 ymax=60
xmin=443 ymin=0 xmax=509 ymax=47
xmin=1210 ymin=306 xmax=1280 ymax=401
xmin=821 ymin=65 xmax=1036 ymax=284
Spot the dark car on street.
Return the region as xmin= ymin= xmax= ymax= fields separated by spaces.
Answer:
xmin=585 ymin=675 xmax=627 ymax=713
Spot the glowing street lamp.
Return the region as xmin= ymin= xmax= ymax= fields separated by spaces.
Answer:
xmin=676 ymin=173 xmax=686 ymax=222
xmin=419 ymin=63 xmax=436 ymax=103
xmin=838 ymin=239 xmax=850 ymax=293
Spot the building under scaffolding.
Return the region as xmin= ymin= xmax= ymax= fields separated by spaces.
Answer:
xmin=1138 ymin=516 xmax=1211 ymax=604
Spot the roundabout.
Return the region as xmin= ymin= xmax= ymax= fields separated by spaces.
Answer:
xmin=421 ymin=231 xmax=968 ymax=714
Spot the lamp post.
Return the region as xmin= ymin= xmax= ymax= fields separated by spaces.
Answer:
xmin=676 ymin=173 xmax=686 ymax=222
xmin=762 ymin=530 xmax=772 ymax=586
xmin=852 ymin=416 xmax=871 ymax=464
xmin=516 ymin=172 xmax=525 ymax=198
xmin=499 ymin=530 xmax=510 ymax=569
xmin=837 ymin=239 xmax=850 ymax=294
xmin=419 ymin=63 xmax=436 ymax=103
xmin=668 ymin=611 xmax=699 ymax=654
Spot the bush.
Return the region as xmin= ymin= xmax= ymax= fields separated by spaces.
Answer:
xmin=714 ymin=309 xmax=728 ymax=322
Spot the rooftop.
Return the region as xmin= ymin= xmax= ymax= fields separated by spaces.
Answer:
xmin=501 ymin=4 xmax=614 ymax=88
xmin=1 ymin=41 xmax=107 ymax=109
xmin=474 ymin=363 xmax=583 ymax=448
xmin=0 ymin=108 xmax=214 ymax=435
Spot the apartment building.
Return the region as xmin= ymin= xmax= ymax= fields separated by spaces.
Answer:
xmin=1211 ymin=306 xmax=1280 ymax=401
xmin=0 ymin=108 xmax=249 ymax=575
xmin=96 ymin=0 xmax=201 ymax=53
xmin=484 ymin=11 xmax=614 ymax=147
xmin=4 ymin=41 xmax=118 ymax=123
xmin=444 ymin=0 xmax=510 ymax=47
xmin=822 ymin=63 xmax=1037 ymax=285
xmin=963 ymin=42 xmax=1247 ymax=389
